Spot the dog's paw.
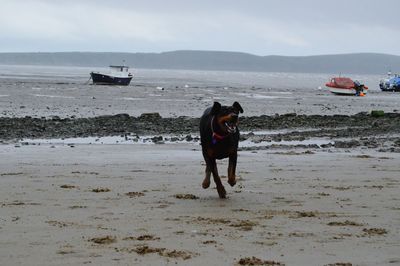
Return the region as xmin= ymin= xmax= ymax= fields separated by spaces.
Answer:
xmin=202 ymin=179 xmax=210 ymax=189
xmin=228 ymin=179 xmax=236 ymax=187
xmin=217 ymin=186 xmax=227 ymax=199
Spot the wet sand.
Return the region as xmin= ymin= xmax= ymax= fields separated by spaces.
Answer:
xmin=0 ymin=66 xmax=399 ymax=118
xmin=1 ymin=80 xmax=400 ymax=119
xmin=1 ymin=143 xmax=399 ymax=265
xmin=1 ymin=67 xmax=400 ymax=265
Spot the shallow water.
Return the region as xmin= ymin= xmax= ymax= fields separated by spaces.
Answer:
xmin=0 ymin=64 xmax=398 ymax=118
xmin=19 ymin=131 xmax=333 ymax=148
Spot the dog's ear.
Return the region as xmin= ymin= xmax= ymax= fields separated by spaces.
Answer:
xmin=210 ymin=102 xmax=221 ymax=115
xmin=233 ymin=102 xmax=243 ymax=113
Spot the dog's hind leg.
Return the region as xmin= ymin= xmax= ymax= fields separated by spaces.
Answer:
xmin=227 ymin=154 xmax=237 ymax=187
xmin=201 ymin=151 xmax=226 ymax=198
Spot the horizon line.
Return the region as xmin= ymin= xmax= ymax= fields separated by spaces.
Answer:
xmin=0 ymin=50 xmax=398 ymax=57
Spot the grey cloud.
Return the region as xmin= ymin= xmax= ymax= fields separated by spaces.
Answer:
xmin=0 ymin=0 xmax=399 ymax=55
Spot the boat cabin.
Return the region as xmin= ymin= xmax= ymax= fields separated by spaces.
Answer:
xmin=110 ymin=65 xmax=129 ymax=71
xmin=108 ymin=65 xmax=132 ymax=77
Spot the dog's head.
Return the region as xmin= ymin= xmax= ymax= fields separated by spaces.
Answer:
xmin=210 ymin=101 xmax=243 ymax=134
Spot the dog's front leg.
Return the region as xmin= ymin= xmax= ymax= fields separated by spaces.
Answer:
xmin=227 ymin=154 xmax=237 ymax=187
xmin=202 ymin=163 xmax=212 ymax=189
xmin=202 ymin=151 xmax=212 ymax=189
xmin=209 ymin=159 xmax=226 ymax=198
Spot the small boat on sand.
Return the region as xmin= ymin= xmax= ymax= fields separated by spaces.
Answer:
xmin=90 ymin=65 xmax=133 ymax=86
xmin=379 ymin=72 xmax=400 ymax=91
xmin=326 ymin=77 xmax=368 ymax=96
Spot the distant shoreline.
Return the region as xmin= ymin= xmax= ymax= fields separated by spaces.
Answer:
xmin=0 ymin=51 xmax=399 ymax=74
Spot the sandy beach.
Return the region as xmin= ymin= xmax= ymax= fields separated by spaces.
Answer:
xmin=1 ymin=141 xmax=400 ymax=266
xmin=1 ymin=66 xmax=400 ymax=265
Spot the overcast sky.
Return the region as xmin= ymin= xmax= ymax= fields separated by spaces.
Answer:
xmin=1 ymin=0 xmax=399 ymax=56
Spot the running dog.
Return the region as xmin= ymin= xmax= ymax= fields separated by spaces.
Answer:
xmin=199 ymin=101 xmax=243 ymax=198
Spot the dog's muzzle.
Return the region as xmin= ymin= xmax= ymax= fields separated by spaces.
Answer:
xmin=225 ymin=114 xmax=238 ymax=133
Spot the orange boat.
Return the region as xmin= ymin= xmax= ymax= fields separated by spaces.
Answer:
xmin=325 ymin=77 xmax=368 ymax=96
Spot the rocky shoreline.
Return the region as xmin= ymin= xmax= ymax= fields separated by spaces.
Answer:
xmin=1 ymin=111 xmax=400 ymax=141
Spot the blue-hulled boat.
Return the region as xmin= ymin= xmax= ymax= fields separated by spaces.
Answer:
xmin=379 ymin=72 xmax=400 ymax=91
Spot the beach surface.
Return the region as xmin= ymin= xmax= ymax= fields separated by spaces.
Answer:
xmin=1 ymin=65 xmax=400 ymax=265
xmin=1 ymin=65 xmax=399 ymax=118
xmin=1 ymin=142 xmax=400 ymax=266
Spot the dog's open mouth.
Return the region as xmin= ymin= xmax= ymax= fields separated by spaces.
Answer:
xmin=225 ymin=121 xmax=237 ymax=133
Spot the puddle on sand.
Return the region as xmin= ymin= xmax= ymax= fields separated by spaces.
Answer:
xmin=19 ymin=131 xmax=333 ymax=148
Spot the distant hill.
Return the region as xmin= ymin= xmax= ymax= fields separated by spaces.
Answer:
xmin=0 ymin=50 xmax=399 ymax=74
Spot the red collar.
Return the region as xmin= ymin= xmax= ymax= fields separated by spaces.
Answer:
xmin=212 ymin=132 xmax=227 ymax=140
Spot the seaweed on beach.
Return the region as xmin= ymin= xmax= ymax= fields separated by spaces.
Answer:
xmin=2 ymin=112 xmax=400 ymax=141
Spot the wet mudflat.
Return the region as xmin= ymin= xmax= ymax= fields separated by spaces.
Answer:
xmin=1 ymin=66 xmax=400 ymax=265
xmin=1 ymin=143 xmax=399 ymax=265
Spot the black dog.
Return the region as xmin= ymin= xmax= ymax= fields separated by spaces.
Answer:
xmin=199 ymin=101 xmax=244 ymax=198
